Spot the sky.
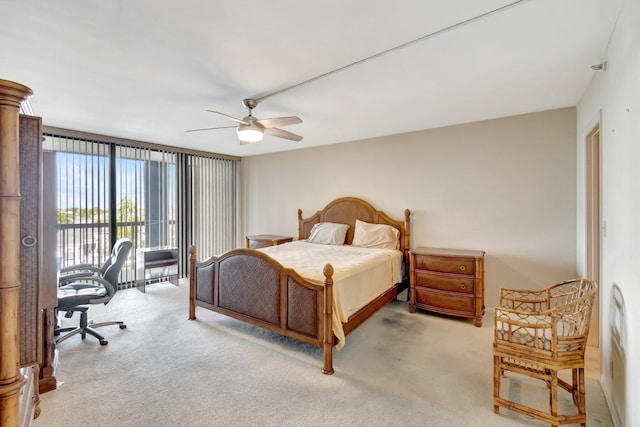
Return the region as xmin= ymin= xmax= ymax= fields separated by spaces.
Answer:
xmin=55 ymin=151 xmax=176 ymax=212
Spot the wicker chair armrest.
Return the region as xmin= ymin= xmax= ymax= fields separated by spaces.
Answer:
xmin=494 ymin=306 xmax=552 ymax=328
xmin=498 ymin=287 xmax=548 ymax=311
xmin=494 ymin=303 xmax=592 ymax=353
xmin=547 ymin=295 xmax=594 ymax=340
xmin=494 ymin=306 xmax=555 ymax=351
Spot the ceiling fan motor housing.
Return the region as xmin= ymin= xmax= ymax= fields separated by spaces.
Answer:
xmin=242 ymin=98 xmax=258 ymax=110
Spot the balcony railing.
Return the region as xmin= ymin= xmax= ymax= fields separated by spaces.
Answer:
xmin=57 ymin=221 xmax=176 ymax=288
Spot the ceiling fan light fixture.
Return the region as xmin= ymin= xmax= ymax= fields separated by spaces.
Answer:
xmin=237 ymin=123 xmax=263 ymax=143
xmin=192 ymin=99 xmax=302 ymax=143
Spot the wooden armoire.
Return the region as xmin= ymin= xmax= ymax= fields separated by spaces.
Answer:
xmin=0 ymin=80 xmax=57 ymax=427
xmin=19 ymin=114 xmax=58 ymax=399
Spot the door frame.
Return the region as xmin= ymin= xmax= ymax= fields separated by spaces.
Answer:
xmin=585 ymin=122 xmax=601 ymax=347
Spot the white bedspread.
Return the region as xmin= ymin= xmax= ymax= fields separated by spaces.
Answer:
xmin=259 ymin=241 xmax=403 ymax=349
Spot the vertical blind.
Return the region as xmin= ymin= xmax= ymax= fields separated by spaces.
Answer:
xmin=44 ymin=136 xmax=112 ymax=275
xmin=115 ymin=146 xmax=177 ymax=249
xmin=188 ymin=155 xmax=238 ymax=260
xmin=44 ymin=133 xmax=238 ymax=287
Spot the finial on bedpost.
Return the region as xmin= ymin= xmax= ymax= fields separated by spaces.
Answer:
xmin=298 ymin=209 xmax=303 ymax=240
xmin=323 ymin=263 xmax=334 ymax=281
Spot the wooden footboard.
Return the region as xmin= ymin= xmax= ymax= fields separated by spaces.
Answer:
xmin=189 ymin=246 xmax=336 ymax=374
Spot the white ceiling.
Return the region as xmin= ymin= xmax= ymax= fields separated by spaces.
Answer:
xmin=0 ymin=0 xmax=620 ymax=157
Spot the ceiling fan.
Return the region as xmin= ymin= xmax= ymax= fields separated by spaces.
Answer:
xmin=187 ymin=99 xmax=303 ymax=145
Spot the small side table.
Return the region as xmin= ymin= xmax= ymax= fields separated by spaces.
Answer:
xmin=136 ymin=247 xmax=179 ymax=293
xmin=246 ymin=234 xmax=293 ymax=249
xmin=409 ymin=247 xmax=485 ymax=327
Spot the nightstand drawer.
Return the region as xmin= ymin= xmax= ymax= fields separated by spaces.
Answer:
xmin=414 ymin=254 xmax=475 ymax=276
xmin=415 ymin=288 xmax=475 ymax=315
xmin=415 ymin=272 xmax=475 ymax=294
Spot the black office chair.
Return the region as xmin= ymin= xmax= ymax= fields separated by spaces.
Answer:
xmin=55 ymin=238 xmax=133 ymax=345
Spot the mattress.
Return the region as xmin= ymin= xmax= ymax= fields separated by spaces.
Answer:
xmin=259 ymin=240 xmax=403 ymax=349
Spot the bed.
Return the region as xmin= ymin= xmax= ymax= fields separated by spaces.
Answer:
xmin=189 ymin=197 xmax=411 ymax=374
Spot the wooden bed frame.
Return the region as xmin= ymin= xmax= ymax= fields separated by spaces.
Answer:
xmin=189 ymin=197 xmax=411 ymax=374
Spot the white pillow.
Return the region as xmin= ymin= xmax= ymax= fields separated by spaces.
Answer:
xmin=352 ymin=219 xmax=400 ymax=250
xmin=307 ymin=222 xmax=350 ymax=245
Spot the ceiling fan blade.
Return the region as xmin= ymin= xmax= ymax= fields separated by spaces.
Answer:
xmin=256 ymin=116 xmax=302 ymax=129
xmin=186 ymin=125 xmax=237 ymax=133
xmin=264 ymin=127 xmax=303 ymax=142
xmin=205 ymin=110 xmax=248 ymax=125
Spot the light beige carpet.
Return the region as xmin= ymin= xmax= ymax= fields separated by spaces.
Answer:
xmin=34 ymin=280 xmax=612 ymax=427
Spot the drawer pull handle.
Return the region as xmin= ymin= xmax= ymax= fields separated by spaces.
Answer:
xmin=459 ymin=284 xmax=466 ymax=290
xmin=21 ymin=235 xmax=37 ymax=247
xmin=459 ymin=265 xmax=466 ymax=271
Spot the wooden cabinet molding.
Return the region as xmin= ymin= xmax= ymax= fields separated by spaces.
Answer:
xmin=0 ymin=78 xmax=34 ymax=427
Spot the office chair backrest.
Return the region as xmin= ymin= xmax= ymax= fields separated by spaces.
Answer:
xmin=101 ymin=238 xmax=133 ymax=289
xmin=99 ymin=239 xmax=124 ymax=276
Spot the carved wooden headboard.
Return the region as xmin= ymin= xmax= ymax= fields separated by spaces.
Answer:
xmin=297 ymin=197 xmax=411 ymax=264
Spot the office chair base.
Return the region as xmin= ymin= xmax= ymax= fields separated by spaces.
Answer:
xmin=55 ymin=325 xmax=109 ymax=345
xmin=54 ymin=308 xmax=126 ymax=346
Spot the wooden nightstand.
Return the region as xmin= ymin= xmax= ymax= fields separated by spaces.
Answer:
xmin=409 ymin=247 xmax=485 ymax=327
xmin=246 ymin=234 xmax=293 ymax=249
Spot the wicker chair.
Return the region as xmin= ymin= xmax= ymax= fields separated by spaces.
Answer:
xmin=492 ymin=278 xmax=597 ymax=427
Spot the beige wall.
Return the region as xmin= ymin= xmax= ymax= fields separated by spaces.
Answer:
xmin=577 ymin=0 xmax=639 ymax=425
xmin=241 ymin=108 xmax=577 ymax=308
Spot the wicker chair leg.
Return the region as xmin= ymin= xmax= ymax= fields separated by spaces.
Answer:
xmin=577 ymin=367 xmax=586 ymax=427
xmin=572 ymin=368 xmax=579 ymax=403
xmin=551 ymin=370 xmax=559 ymax=420
xmin=493 ymin=355 xmax=501 ymax=413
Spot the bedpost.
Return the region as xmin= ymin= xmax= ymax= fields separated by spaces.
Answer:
xmin=189 ymin=245 xmax=197 ymax=320
xmin=297 ymin=209 xmax=303 ymax=240
xmin=403 ymin=209 xmax=411 ymax=263
xmin=322 ymin=263 xmax=335 ymax=375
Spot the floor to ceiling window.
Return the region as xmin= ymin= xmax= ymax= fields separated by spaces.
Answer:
xmin=45 ymin=136 xmax=113 ymax=275
xmin=44 ymin=132 xmax=239 ymax=287
xmin=187 ymin=154 xmax=238 ymax=259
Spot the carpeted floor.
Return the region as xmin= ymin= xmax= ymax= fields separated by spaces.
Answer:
xmin=34 ymin=280 xmax=612 ymax=427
